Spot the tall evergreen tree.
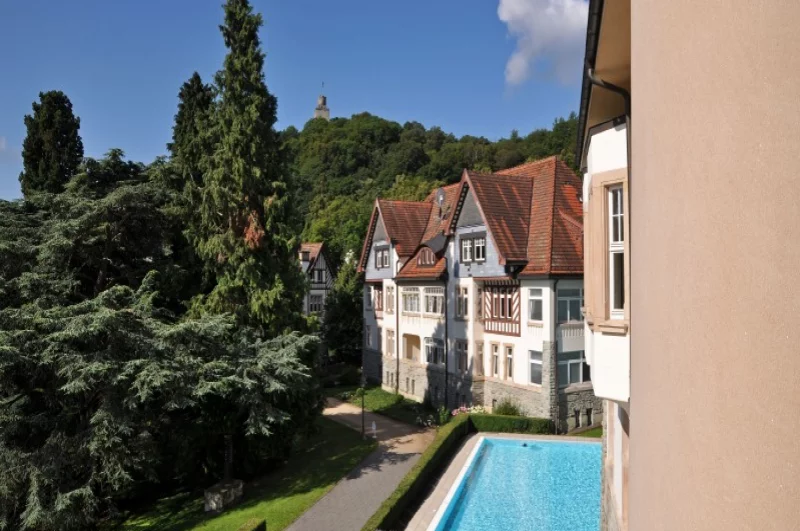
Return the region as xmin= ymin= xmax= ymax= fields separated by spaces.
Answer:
xmin=168 ymin=72 xmax=215 ymax=184
xmin=19 ymin=91 xmax=84 ymax=195
xmin=190 ymin=0 xmax=305 ymax=335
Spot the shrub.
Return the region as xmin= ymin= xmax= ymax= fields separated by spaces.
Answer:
xmin=492 ymin=398 xmax=522 ymax=416
xmin=237 ymin=518 xmax=266 ymax=531
xmin=362 ymin=414 xmax=471 ymax=531
xmin=469 ymin=414 xmax=552 ymax=434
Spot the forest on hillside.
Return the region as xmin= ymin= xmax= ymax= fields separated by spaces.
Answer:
xmin=291 ymin=112 xmax=579 ymax=265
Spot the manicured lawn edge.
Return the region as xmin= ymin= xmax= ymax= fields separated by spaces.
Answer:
xmin=361 ymin=413 xmax=553 ymax=531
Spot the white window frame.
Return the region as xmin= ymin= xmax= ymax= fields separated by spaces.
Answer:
xmin=309 ymin=294 xmax=323 ymax=313
xmin=474 ymin=237 xmax=486 ymax=262
xmin=424 ymin=287 xmax=444 ymax=316
xmin=424 ymin=337 xmax=445 ymax=364
xmin=492 ymin=344 xmax=499 ymax=377
xmin=558 ymin=351 xmax=591 ymax=388
xmin=476 ymin=342 xmax=485 ymax=376
xmin=557 ymin=288 xmax=584 ymax=323
xmin=505 ymin=346 xmax=513 ymax=379
xmin=461 ymin=238 xmax=473 ymax=262
xmin=456 ymin=340 xmax=469 ymax=373
xmin=385 ymin=286 xmax=395 ymax=314
xmin=529 ymin=350 xmax=542 ymax=385
xmin=401 ymin=287 xmax=420 ymax=313
xmin=387 ymin=329 xmax=395 ymax=356
xmin=528 ymin=288 xmax=543 ymax=321
xmin=456 ymin=287 xmax=469 ymax=319
xmin=608 ymin=186 xmax=625 ymax=319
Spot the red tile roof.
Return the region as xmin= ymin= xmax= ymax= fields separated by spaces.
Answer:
xmin=360 ymin=156 xmax=583 ymax=277
xmin=300 ymin=242 xmax=323 ymax=272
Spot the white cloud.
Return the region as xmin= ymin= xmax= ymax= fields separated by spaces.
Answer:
xmin=498 ymin=0 xmax=589 ymax=86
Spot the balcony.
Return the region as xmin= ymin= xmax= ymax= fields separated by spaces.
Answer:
xmin=585 ymin=324 xmax=630 ymax=403
xmin=557 ymin=322 xmax=585 ymax=352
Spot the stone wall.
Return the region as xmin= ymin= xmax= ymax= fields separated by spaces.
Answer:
xmin=557 ymin=385 xmax=604 ymax=433
xmin=395 ymin=358 xmax=474 ymax=409
xmin=482 ymin=378 xmax=547 ymax=417
xmin=362 ymin=348 xmax=382 ymax=384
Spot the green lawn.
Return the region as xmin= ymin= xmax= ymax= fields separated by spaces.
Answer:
xmin=119 ymin=418 xmax=376 ymax=531
xmin=327 ymin=385 xmax=433 ymax=426
xmin=576 ymin=426 xmax=603 ymax=438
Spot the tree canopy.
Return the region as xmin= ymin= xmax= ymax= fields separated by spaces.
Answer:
xmin=19 ymin=91 xmax=84 ymax=195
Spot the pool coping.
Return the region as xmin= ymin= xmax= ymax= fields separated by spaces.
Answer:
xmin=407 ymin=433 xmax=600 ymax=531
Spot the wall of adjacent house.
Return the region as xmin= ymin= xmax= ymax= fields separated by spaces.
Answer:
xmin=631 ymin=2 xmax=800 ymax=529
xmin=364 ymin=215 xmax=394 ymax=281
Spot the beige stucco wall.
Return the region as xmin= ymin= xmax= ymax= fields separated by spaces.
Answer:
xmin=630 ymin=1 xmax=800 ymax=529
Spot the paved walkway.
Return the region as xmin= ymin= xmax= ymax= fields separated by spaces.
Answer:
xmin=287 ymin=398 xmax=435 ymax=531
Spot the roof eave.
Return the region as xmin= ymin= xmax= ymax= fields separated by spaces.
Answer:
xmin=577 ymin=0 xmax=605 ymax=171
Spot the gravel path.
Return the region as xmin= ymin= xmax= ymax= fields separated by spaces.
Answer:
xmin=286 ymin=398 xmax=435 ymax=531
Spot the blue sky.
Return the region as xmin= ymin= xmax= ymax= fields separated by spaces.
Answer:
xmin=0 ymin=0 xmax=588 ymax=200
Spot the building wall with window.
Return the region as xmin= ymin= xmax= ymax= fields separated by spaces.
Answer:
xmin=364 ymin=216 xmax=396 ymax=281
xmin=453 ymin=224 xmax=505 ymax=278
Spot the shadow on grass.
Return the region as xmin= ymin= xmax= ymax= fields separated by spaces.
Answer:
xmin=119 ymin=418 xmax=377 ymax=531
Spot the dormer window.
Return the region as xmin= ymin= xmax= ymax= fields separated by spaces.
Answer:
xmin=417 ymin=248 xmax=436 ymax=267
xmin=460 ymin=233 xmax=486 ymax=264
xmin=374 ymin=246 xmax=390 ymax=269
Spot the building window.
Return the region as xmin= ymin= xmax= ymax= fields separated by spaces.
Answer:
xmin=375 ymin=246 xmax=390 ymax=269
xmin=492 ymin=344 xmax=499 ymax=377
xmin=608 ymin=186 xmax=625 ymax=319
xmin=365 ymin=325 xmax=372 ymax=348
xmin=312 ymin=269 xmax=325 ymax=283
xmin=402 ymin=287 xmax=420 ymax=313
xmin=411 ymin=379 xmax=415 ymax=395
xmin=587 ymin=408 xmax=593 ymax=426
xmin=309 ymin=294 xmax=324 ymax=313
xmin=377 ymin=327 xmax=382 ymax=354
xmin=456 ymin=341 xmax=469 ymax=373
xmin=374 ymin=286 xmax=384 ymax=312
xmin=461 ymin=238 xmax=473 ymax=262
xmin=365 ymin=286 xmax=373 ymax=310
xmin=386 ymin=330 xmax=395 ymax=356
xmin=529 ymin=350 xmax=542 ymax=385
xmin=476 ymin=342 xmax=485 ymax=376
xmin=574 ymin=408 xmax=581 ymax=428
xmin=505 ymin=346 xmax=513 ymax=379
xmin=424 ymin=337 xmax=445 ymax=364
xmin=300 ymin=251 xmax=310 ymax=262
xmin=456 ymin=287 xmax=469 ymax=319
xmin=487 ymin=287 xmax=515 ymax=320
xmin=385 ymin=286 xmax=395 ymax=313
xmin=528 ymin=288 xmax=543 ymax=321
xmin=557 ymin=288 xmax=583 ymax=323
xmin=476 ymin=288 xmax=483 ymax=319
xmin=460 ymin=234 xmax=486 ymax=263
xmin=424 ymin=287 xmax=444 ymax=315
xmin=417 ymin=248 xmax=436 ymax=266
xmin=406 ymin=377 xmax=409 ymax=391
xmin=474 ymin=237 xmax=486 ymax=262
xmin=558 ymin=351 xmax=591 ymax=388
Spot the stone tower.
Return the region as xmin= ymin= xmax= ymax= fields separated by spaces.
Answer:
xmin=313 ymin=94 xmax=330 ymax=121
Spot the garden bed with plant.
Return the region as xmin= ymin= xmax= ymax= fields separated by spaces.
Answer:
xmin=326 ymin=385 xmax=437 ymax=426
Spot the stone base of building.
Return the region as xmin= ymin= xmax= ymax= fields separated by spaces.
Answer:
xmin=364 ymin=352 xmax=602 ymax=433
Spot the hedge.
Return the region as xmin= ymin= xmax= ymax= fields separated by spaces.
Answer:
xmin=361 ymin=413 xmax=553 ymax=531
xmin=237 ymin=518 xmax=266 ymax=531
xmin=361 ymin=414 xmax=471 ymax=531
xmin=468 ymin=413 xmax=552 ymax=434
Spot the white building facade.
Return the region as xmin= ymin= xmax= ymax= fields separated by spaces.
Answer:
xmin=299 ymin=242 xmax=334 ymax=316
xmin=359 ymin=158 xmax=601 ymax=432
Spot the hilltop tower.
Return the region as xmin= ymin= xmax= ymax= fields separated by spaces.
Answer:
xmin=313 ymin=94 xmax=330 ymax=121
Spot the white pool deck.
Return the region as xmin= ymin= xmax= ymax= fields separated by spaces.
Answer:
xmin=405 ymin=433 xmax=600 ymax=531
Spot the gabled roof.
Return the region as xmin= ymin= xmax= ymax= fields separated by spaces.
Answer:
xmin=300 ymin=242 xmax=326 ymax=272
xmin=360 ymin=157 xmax=583 ymax=278
xmin=357 ymin=199 xmax=431 ymax=273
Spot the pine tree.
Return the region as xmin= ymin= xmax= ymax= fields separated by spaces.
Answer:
xmin=190 ymin=0 xmax=305 ymax=336
xmin=168 ymin=72 xmax=215 ymax=184
xmin=19 ymin=91 xmax=84 ymax=195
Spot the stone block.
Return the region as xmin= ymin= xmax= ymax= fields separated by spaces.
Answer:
xmin=204 ymin=479 xmax=244 ymax=513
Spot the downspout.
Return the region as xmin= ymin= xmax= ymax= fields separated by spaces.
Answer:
xmin=443 ymin=255 xmax=450 ymax=410
xmin=553 ymin=278 xmax=560 ymax=434
xmin=586 ymin=65 xmax=630 ymax=116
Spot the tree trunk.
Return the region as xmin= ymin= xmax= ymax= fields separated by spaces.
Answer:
xmin=223 ymin=434 xmax=233 ymax=481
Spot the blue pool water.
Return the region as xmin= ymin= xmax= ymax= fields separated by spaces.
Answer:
xmin=434 ymin=438 xmax=601 ymax=531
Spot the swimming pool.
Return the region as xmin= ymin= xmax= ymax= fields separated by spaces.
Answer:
xmin=430 ymin=437 xmax=601 ymax=531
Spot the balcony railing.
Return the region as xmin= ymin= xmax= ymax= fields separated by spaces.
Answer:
xmin=557 ymin=322 xmax=585 ymax=352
